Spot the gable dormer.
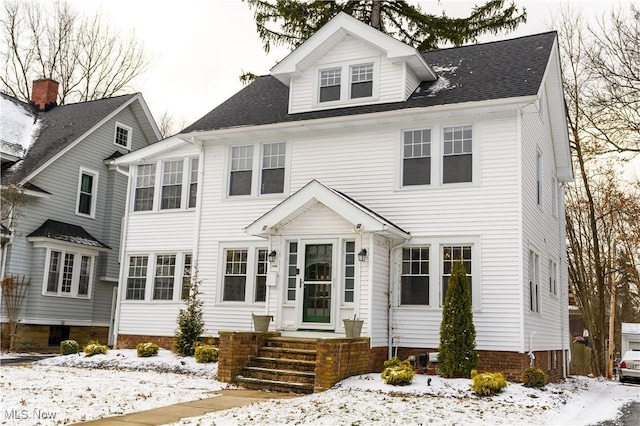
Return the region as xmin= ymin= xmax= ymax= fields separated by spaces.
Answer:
xmin=271 ymin=12 xmax=437 ymax=114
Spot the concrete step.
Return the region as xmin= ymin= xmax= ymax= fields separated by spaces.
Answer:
xmin=235 ymin=375 xmax=314 ymax=394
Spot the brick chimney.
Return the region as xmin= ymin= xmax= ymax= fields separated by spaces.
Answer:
xmin=31 ymin=79 xmax=59 ymax=111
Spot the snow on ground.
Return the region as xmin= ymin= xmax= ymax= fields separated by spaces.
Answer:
xmin=1 ymin=349 xmax=639 ymax=426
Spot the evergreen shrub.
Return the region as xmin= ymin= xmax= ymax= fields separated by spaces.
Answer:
xmin=194 ymin=344 xmax=219 ymax=363
xmin=174 ymin=275 xmax=204 ymax=356
xmin=136 ymin=342 xmax=160 ymax=357
xmin=471 ymin=370 xmax=508 ymax=396
xmin=83 ymin=340 xmax=108 ymax=357
xmin=60 ymin=340 xmax=79 ymax=355
xmin=381 ymin=357 xmax=416 ymax=386
xmin=522 ymin=366 xmax=546 ymax=388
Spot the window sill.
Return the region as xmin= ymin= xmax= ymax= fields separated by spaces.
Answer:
xmin=42 ymin=292 xmax=91 ymax=300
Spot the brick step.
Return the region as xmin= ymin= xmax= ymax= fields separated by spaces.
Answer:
xmin=264 ymin=337 xmax=319 ymax=351
xmin=251 ymin=356 xmax=316 ymax=372
xmin=242 ymin=367 xmax=315 ymax=384
xmin=257 ymin=347 xmax=317 ymax=361
xmin=235 ymin=375 xmax=314 ymax=394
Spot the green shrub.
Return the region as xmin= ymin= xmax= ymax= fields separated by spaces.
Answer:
xmin=174 ymin=278 xmax=204 ymax=356
xmin=471 ymin=371 xmax=508 ymax=396
xmin=60 ymin=340 xmax=79 ymax=355
xmin=194 ymin=344 xmax=219 ymax=363
xmin=136 ymin=342 xmax=159 ymax=357
xmin=83 ymin=340 xmax=108 ymax=357
xmin=438 ymin=260 xmax=477 ymax=378
xmin=381 ymin=357 xmax=416 ymax=386
xmin=522 ymin=366 xmax=546 ymax=388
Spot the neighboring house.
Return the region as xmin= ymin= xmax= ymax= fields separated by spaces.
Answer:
xmin=0 ymin=79 xmax=161 ymax=351
xmin=621 ymin=323 xmax=640 ymax=353
xmin=112 ymin=13 xmax=573 ymax=382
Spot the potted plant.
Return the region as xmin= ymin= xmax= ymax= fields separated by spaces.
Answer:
xmin=252 ymin=313 xmax=273 ymax=332
xmin=343 ymin=316 xmax=364 ymax=338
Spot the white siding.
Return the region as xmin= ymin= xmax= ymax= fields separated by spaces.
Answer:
xmin=521 ymin=105 xmax=566 ymax=352
xmin=369 ymin=234 xmax=390 ymax=347
xmin=289 ymin=35 xmax=407 ymax=113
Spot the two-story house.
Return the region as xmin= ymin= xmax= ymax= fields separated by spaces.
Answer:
xmin=1 ymin=79 xmax=161 ymax=351
xmin=112 ymin=13 xmax=573 ymax=383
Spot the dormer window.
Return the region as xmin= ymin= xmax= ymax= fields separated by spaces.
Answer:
xmin=315 ymin=59 xmax=378 ymax=107
xmin=319 ymin=68 xmax=341 ymax=102
xmin=350 ymin=64 xmax=373 ymax=98
xmin=114 ymin=121 xmax=132 ymax=150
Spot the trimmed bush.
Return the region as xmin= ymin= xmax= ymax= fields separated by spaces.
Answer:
xmin=522 ymin=366 xmax=546 ymax=388
xmin=194 ymin=344 xmax=219 ymax=363
xmin=381 ymin=357 xmax=416 ymax=386
xmin=471 ymin=370 xmax=508 ymax=396
xmin=136 ymin=342 xmax=160 ymax=357
xmin=83 ymin=340 xmax=108 ymax=357
xmin=60 ymin=340 xmax=79 ymax=355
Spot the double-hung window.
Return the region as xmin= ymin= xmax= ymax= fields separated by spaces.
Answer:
xmin=350 ymin=64 xmax=373 ymax=99
xmin=161 ymin=160 xmax=183 ymax=210
xmin=189 ymin=158 xmax=199 ymax=208
xmin=44 ymin=249 xmax=94 ymax=298
xmin=403 ymin=129 xmax=431 ymax=186
xmin=230 ymin=146 xmax=253 ymax=196
xmin=114 ymin=122 xmax=132 ymax=150
xmin=153 ymin=254 xmax=176 ymax=300
xmin=443 ymin=125 xmax=473 ymax=184
xmin=529 ymin=251 xmax=540 ymax=313
xmin=549 ymin=259 xmax=557 ymax=296
xmin=134 ymin=164 xmax=156 ymax=211
xmin=401 ymin=247 xmax=430 ymax=305
xmin=319 ymin=67 xmax=341 ymax=102
xmin=126 ymin=256 xmax=148 ymax=300
xmin=536 ymin=151 xmax=543 ymax=206
xmin=222 ymin=246 xmax=269 ymax=303
xmin=442 ymin=245 xmax=472 ymax=304
xmin=182 ymin=253 xmax=193 ymax=300
xmin=76 ymin=169 xmax=98 ymax=217
xmin=261 ymin=142 xmax=286 ymax=194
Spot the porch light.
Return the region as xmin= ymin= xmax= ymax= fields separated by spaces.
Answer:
xmin=268 ymin=250 xmax=277 ymax=263
xmin=358 ymin=249 xmax=367 ymax=262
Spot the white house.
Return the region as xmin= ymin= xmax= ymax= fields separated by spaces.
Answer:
xmin=112 ymin=13 xmax=572 ymax=383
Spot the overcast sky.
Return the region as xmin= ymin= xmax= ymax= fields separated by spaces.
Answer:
xmin=60 ymin=0 xmax=625 ymax=130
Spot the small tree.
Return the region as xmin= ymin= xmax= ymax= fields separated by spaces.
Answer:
xmin=1 ymin=275 xmax=30 ymax=351
xmin=438 ymin=260 xmax=477 ymax=378
xmin=174 ymin=273 xmax=204 ymax=356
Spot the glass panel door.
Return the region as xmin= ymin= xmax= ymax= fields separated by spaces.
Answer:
xmin=302 ymin=243 xmax=332 ymax=323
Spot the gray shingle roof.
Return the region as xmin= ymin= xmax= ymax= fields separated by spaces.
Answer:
xmin=27 ymin=219 xmax=110 ymax=249
xmin=184 ymin=32 xmax=556 ymax=133
xmin=2 ymin=94 xmax=138 ymax=184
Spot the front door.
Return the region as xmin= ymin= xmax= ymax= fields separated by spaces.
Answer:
xmin=299 ymin=241 xmax=335 ymax=328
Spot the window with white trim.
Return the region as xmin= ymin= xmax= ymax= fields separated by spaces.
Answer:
xmin=549 ymin=259 xmax=557 ymax=296
xmin=350 ymin=64 xmax=373 ymax=99
xmin=188 ymin=158 xmax=199 ymax=208
xmin=134 ymin=164 xmax=156 ymax=211
xmin=114 ymin=122 xmax=132 ymax=150
xmin=286 ymin=241 xmax=298 ymax=302
xmin=402 ymin=129 xmax=431 ymax=186
xmin=126 ymin=255 xmax=148 ymax=300
xmin=181 ymin=253 xmax=193 ymax=300
xmin=261 ymin=142 xmax=286 ymax=194
xmin=125 ymin=253 xmax=192 ymax=301
xmin=443 ymin=125 xmax=473 ymax=184
xmin=133 ymin=158 xmax=199 ymax=212
xmin=76 ymin=169 xmax=98 ymax=217
xmin=551 ymin=177 xmax=558 ymax=217
xmin=229 ymin=146 xmax=253 ymax=196
xmin=227 ymin=142 xmax=288 ymax=198
xmin=153 ymin=254 xmax=176 ymax=300
xmin=221 ymin=245 xmax=269 ymax=303
xmin=344 ymin=241 xmax=355 ymax=303
xmin=529 ymin=250 xmax=540 ymax=313
xmin=161 ymin=160 xmax=183 ymax=210
xmin=536 ymin=151 xmax=543 ymax=205
xmin=401 ymin=246 xmax=430 ymax=305
xmin=442 ymin=245 xmax=472 ymax=305
xmin=319 ymin=67 xmax=341 ymax=102
xmin=44 ymin=249 xmax=95 ymax=298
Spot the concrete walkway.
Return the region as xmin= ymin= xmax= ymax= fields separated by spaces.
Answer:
xmin=75 ymin=389 xmax=298 ymax=425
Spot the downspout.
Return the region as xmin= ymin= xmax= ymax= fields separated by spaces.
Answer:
xmin=529 ymin=331 xmax=537 ymax=366
xmin=559 ymin=183 xmax=568 ymax=378
xmin=189 ymin=138 xmax=205 ymax=273
xmin=111 ymin=164 xmax=132 ymax=346
xmin=388 ymin=238 xmax=410 ymax=360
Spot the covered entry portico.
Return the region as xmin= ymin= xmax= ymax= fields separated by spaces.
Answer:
xmin=244 ymin=180 xmax=410 ymax=336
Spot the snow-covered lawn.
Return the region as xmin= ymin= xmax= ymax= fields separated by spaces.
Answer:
xmin=1 ymin=349 xmax=639 ymax=425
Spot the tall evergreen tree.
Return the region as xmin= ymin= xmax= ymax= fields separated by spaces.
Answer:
xmin=438 ymin=259 xmax=477 ymax=378
xmin=244 ymin=0 xmax=526 ymax=52
xmin=174 ymin=275 xmax=204 ymax=357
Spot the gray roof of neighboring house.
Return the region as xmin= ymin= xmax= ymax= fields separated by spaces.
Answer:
xmin=183 ymin=32 xmax=556 ymax=133
xmin=27 ymin=219 xmax=110 ymax=249
xmin=1 ymin=93 xmax=138 ymax=184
